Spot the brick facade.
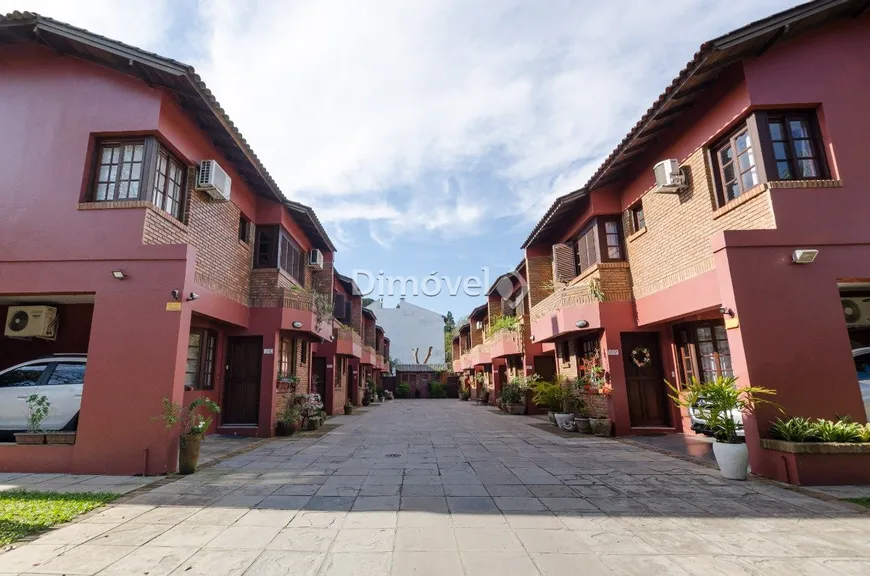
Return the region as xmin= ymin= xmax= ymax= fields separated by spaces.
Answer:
xmin=624 ymin=148 xmax=775 ymax=300
xmin=143 ymin=183 xmax=254 ymax=305
xmin=526 ymin=254 xmax=554 ymax=307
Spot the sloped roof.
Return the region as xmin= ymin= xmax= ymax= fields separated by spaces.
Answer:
xmin=334 ymin=271 xmax=361 ymax=296
xmin=522 ymin=0 xmax=865 ymax=248
xmin=284 ymin=201 xmax=335 ymax=252
xmin=394 ymin=364 xmax=448 ymax=372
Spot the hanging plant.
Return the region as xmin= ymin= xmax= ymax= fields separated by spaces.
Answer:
xmin=630 ymin=347 xmax=652 ymax=368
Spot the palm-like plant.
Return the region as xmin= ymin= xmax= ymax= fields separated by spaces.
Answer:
xmin=668 ymin=376 xmax=777 ymax=444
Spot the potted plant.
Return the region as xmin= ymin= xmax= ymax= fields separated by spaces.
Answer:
xmin=669 ymin=376 xmax=776 ymax=480
xmin=14 ymin=394 xmax=50 ymax=445
xmin=46 ymin=429 xmax=77 ymax=445
xmin=574 ymin=399 xmax=592 ymax=434
xmin=531 ymin=379 xmax=564 ymax=426
xmin=276 ymin=404 xmax=301 ymax=436
xmin=502 ymin=374 xmax=539 ymax=415
xmin=277 ymin=372 xmax=299 ymax=391
xmin=344 ymin=401 xmax=354 ymax=415
xmin=153 ymin=397 xmax=221 ymax=475
xmin=578 ymin=353 xmax=613 ymax=436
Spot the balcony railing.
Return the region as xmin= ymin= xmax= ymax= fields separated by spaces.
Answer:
xmin=530 ymin=263 xmax=632 ymax=321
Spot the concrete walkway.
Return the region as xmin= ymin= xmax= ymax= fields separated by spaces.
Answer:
xmin=2 ymin=399 xmax=869 ymax=575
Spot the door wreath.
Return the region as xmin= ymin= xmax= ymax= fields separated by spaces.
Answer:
xmin=630 ymin=346 xmax=651 ymax=368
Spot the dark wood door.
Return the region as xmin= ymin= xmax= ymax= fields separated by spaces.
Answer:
xmin=224 ymin=337 xmax=262 ymax=425
xmin=533 ymin=355 xmax=556 ymax=382
xmin=313 ymin=356 xmax=327 ymax=398
xmin=621 ymin=332 xmax=669 ymax=427
xmin=348 ymin=361 xmax=356 ymax=403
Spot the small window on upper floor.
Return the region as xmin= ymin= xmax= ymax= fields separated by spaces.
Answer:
xmin=238 ymin=215 xmax=251 ymax=243
xmin=92 ymin=137 xmax=187 ymax=221
xmin=710 ymin=109 xmax=829 ymax=208
xmin=574 ymin=216 xmax=624 ymax=275
xmin=254 ymin=225 xmax=306 ymax=286
xmin=629 ymin=202 xmax=645 ymax=234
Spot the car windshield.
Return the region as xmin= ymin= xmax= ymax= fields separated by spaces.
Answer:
xmin=854 ymin=353 xmax=870 ymax=381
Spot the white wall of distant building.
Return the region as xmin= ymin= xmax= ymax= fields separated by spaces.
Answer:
xmin=367 ymin=299 xmax=444 ymax=365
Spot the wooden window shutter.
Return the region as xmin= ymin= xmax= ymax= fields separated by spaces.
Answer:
xmin=552 ymin=243 xmax=575 ymax=283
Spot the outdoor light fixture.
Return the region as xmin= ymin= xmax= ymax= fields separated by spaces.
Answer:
xmin=718 ymin=306 xmax=735 ymax=317
xmin=111 ymin=270 xmax=127 ymax=280
xmin=530 ymin=335 xmax=536 ymax=342
xmin=171 ymin=290 xmax=181 ymax=301
xmin=792 ymin=249 xmax=818 ymax=264
xmin=292 ymin=321 xmax=303 ymax=328
xmin=575 ymin=320 xmax=589 ymax=328
xmin=185 ymin=292 xmax=200 ymax=302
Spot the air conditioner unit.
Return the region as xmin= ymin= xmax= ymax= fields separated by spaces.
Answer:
xmin=842 ymin=298 xmax=870 ymax=328
xmin=653 ymin=159 xmax=686 ymax=193
xmin=309 ymin=249 xmax=324 ymax=270
xmin=196 ymin=159 xmax=232 ymax=201
xmin=5 ymin=306 xmax=58 ymax=340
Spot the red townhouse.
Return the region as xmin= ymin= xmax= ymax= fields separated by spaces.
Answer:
xmin=314 ymin=272 xmax=363 ymax=412
xmin=522 ymin=0 xmax=870 ymax=484
xmin=0 ymin=12 xmax=382 ymax=475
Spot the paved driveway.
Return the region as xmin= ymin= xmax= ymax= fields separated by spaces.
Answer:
xmin=2 ymin=400 xmax=869 ymax=575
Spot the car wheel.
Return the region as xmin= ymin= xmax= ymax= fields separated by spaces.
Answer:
xmin=62 ymin=412 xmax=79 ymax=432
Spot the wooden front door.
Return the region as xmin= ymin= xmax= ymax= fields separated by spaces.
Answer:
xmin=621 ymin=332 xmax=669 ymax=427
xmin=224 ymin=337 xmax=262 ymax=425
xmin=313 ymin=356 xmax=327 ymax=397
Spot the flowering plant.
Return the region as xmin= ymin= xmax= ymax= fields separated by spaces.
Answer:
xmin=295 ymin=393 xmax=323 ymax=418
xmin=578 ymin=351 xmax=611 ymax=396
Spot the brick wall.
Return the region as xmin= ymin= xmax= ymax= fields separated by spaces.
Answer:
xmin=625 ymin=147 xmax=776 ymax=299
xmin=487 ymin=296 xmax=502 ymax=325
xmin=470 ymin=316 xmax=486 ymax=346
xmin=364 ymin=317 xmax=376 ymax=348
xmin=273 ymin=335 xmax=313 ymax=421
xmin=144 ymin=179 xmax=253 ymax=305
xmin=526 ymin=255 xmax=554 ymax=307
xmin=351 ymin=297 xmax=363 ymax=335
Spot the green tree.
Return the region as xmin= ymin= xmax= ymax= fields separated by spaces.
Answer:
xmin=444 ymin=311 xmax=455 ymax=333
xmin=362 ymin=297 xmax=375 ymax=307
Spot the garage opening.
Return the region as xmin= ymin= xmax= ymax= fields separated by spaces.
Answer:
xmin=0 ymin=294 xmax=95 ymax=442
xmin=837 ymin=283 xmax=870 ymax=423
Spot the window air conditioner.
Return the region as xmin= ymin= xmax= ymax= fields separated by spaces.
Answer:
xmin=5 ymin=306 xmax=58 ymax=340
xmin=653 ymin=159 xmax=686 ymax=193
xmin=197 ymin=159 xmax=232 ymax=201
xmin=309 ymin=249 xmax=324 ymax=270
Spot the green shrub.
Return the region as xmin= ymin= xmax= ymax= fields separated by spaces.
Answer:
xmin=810 ymin=418 xmax=865 ymax=442
xmin=395 ymin=383 xmax=410 ymax=399
xmin=531 ymin=381 xmax=564 ymax=412
xmin=770 ymin=417 xmax=815 ymax=442
xmin=429 ymin=381 xmax=447 ymax=398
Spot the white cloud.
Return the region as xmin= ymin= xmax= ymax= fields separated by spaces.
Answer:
xmin=188 ymin=0 xmax=798 ymax=239
xmin=3 ymin=0 xmax=800 ymax=243
xmin=0 ymin=0 xmax=172 ymax=51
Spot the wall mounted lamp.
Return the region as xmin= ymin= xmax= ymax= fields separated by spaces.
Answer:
xmin=185 ymin=292 xmax=200 ymax=302
xmin=292 ymin=321 xmax=303 ymax=328
xmin=718 ymin=306 xmax=735 ymax=318
xmin=529 ymin=335 xmax=536 ymax=342
xmin=575 ymin=320 xmax=589 ymax=328
xmin=792 ymin=249 xmax=818 ymax=264
xmin=171 ymin=290 xmax=181 ymax=301
xmin=111 ymin=270 xmax=127 ymax=280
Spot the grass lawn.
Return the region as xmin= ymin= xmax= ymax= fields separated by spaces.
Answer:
xmin=844 ymin=497 xmax=870 ymax=508
xmin=0 ymin=490 xmax=117 ymax=545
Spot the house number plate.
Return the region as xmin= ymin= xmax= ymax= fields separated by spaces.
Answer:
xmin=263 ymin=348 xmax=274 ymax=355
xmin=607 ymin=349 xmax=619 ymax=356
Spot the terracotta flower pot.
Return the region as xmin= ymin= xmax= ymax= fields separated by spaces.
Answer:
xmin=179 ymin=433 xmax=202 ymax=475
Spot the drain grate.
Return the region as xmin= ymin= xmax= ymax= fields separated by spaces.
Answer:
xmin=385 ymin=453 xmax=402 ymax=458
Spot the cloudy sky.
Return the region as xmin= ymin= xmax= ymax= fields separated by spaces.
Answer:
xmin=2 ymin=0 xmax=798 ymax=317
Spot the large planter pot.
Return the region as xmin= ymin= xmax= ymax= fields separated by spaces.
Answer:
xmin=306 ymin=417 xmax=321 ymax=431
xmin=276 ymin=420 xmax=298 ymax=437
xmin=590 ymin=417 xmax=612 ymax=437
xmin=362 ymin=397 xmax=371 ymax=406
xmin=506 ymin=403 xmax=525 ymax=415
xmin=179 ymin=434 xmax=203 ymax=475
xmin=547 ymin=411 xmax=557 ymax=425
xmin=574 ymin=416 xmax=592 ymax=435
xmin=712 ymin=440 xmax=749 ymax=480
xmin=554 ymin=413 xmax=575 ymax=431
xmin=344 ymin=405 xmax=354 ymax=415
xmin=14 ymin=432 xmax=46 ymax=445
xmin=46 ymin=432 xmax=76 ymax=445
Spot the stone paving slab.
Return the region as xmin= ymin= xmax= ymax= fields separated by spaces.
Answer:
xmin=2 ymin=399 xmax=869 ymax=575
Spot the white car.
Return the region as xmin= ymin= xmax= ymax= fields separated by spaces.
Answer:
xmin=0 ymin=354 xmax=85 ymax=434
xmin=851 ymin=347 xmax=870 ymax=421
